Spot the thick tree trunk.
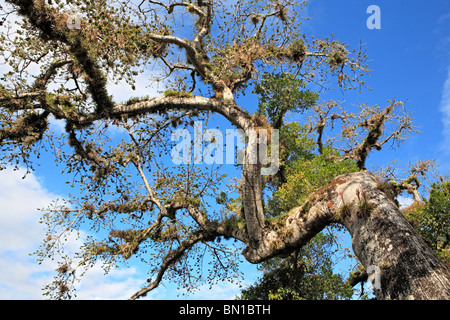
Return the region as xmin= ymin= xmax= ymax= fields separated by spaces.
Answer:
xmin=338 ymin=173 xmax=450 ymax=299
xmin=242 ymin=171 xmax=450 ymax=300
xmin=242 ymin=161 xmax=265 ymax=248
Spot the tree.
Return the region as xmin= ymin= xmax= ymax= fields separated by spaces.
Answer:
xmin=240 ymin=76 xmax=356 ymax=300
xmin=0 ymin=0 xmax=449 ymax=300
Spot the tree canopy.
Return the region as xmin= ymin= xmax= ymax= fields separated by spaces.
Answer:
xmin=0 ymin=0 xmax=449 ymax=300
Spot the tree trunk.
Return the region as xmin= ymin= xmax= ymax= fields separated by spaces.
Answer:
xmin=338 ymin=173 xmax=450 ymax=299
xmin=242 ymin=171 xmax=450 ymax=300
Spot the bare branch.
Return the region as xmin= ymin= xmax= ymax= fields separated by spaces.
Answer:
xmin=309 ymin=100 xmax=417 ymax=169
xmin=185 ymin=204 xmax=248 ymax=244
xmin=33 ymin=59 xmax=74 ymax=91
xmin=0 ymin=58 xmax=73 ymax=111
xmin=128 ymin=231 xmax=211 ymax=300
xmin=346 ymin=100 xmax=416 ymax=169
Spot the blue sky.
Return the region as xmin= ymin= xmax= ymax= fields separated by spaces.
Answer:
xmin=0 ymin=0 xmax=449 ymax=300
xmin=304 ymin=0 xmax=450 ymax=170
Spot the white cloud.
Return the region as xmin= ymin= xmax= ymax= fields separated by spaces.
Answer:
xmin=187 ymin=281 xmax=245 ymax=300
xmin=440 ymin=66 xmax=450 ymax=154
xmin=0 ymin=168 xmax=55 ymax=252
xmin=107 ymin=70 xmax=164 ymax=104
xmin=0 ymin=168 xmax=57 ymax=299
xmin=396 ymin=195 xmax=414 ymax=210
xmin=0 ymin=167 xmax=147 ymax=300
xmin=73 ymin=265 xmax=145 ymax=300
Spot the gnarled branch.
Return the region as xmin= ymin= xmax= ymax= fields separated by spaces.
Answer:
xmin=128 ymin=231 xmax=213 ymax=300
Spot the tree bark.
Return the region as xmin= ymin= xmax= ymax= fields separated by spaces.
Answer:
xmin=242 ymin=171 xmax=450 ymax=300
xmin=241 ymin=161 xmax=265 ymax=248
xmin=338 ymin=172 xmax=450 ymax=299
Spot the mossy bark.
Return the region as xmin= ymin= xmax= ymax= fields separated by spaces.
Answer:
xmin=242 ymin=171 xmax=450 ymax=299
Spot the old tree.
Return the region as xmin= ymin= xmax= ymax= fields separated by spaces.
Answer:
xmin=1 ymin=0 xmax=449 ymax=299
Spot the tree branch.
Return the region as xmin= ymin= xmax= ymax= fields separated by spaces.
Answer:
xmin=242 ymin=171 xmax=389 ymax=263
xmin=348 ymin=101 xmax=411 ymax=169
xmin=128 ymin=231 xmax=211 ymax=300
xmin=7 ymin=0 xmax=114 ymax=115
xmin=77 ymin=95 xmax=253 ymax=131
xmin=185 ymin=204 xmax=248 ymax=244
xmin=0 ymin=59 xmax=73 ymax=111
xmin=33 ymin=58 xmax=74 ymax=91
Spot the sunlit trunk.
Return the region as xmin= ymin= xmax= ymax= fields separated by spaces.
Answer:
xmin=243 ymin=171 xmax=450 ymax=299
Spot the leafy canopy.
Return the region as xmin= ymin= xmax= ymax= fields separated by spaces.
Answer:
xmin=0 ymin=0 xmax=429 ymax=300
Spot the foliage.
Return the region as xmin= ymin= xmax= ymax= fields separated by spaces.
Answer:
xmin=0 ymin=0 xmax=439 ymax=300
xmin=164 ymin=89 xmax=193 ymax=98
xmin=249 ymin=71 xmax=358 ymax=299
xmin=403 ymin=181 xmax=450 ymax=265
xmin=238 ymin=232 xmax=354 ymax=300
xmin=254 ymin=72 xmax=318 ymax=128
xmin=268 ymin=146 xmax=359 ymax=216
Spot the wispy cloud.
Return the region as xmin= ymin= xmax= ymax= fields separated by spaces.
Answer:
xmin=397 ymin=195 xmax=414 ymax=210
xmin=439 ymin=66 xmax=450 ymax=155
xmin=0 ymin=168 xmax=58 ymax=299
xmin=107 ymin=70 xmax=164 ymax=104
xmin=0 ymin=167 xmax=147 ymax=299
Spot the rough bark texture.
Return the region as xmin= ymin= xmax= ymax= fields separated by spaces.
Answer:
xmin=242 ymin=171 xmax=450 ymax=300
xmin=338 ymin=172 xmax=450 ymax=300
xmin=4 ymin=0 xmax=449 ymax=300
xmin=242 ymin=161 xmax=266 ymax=248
